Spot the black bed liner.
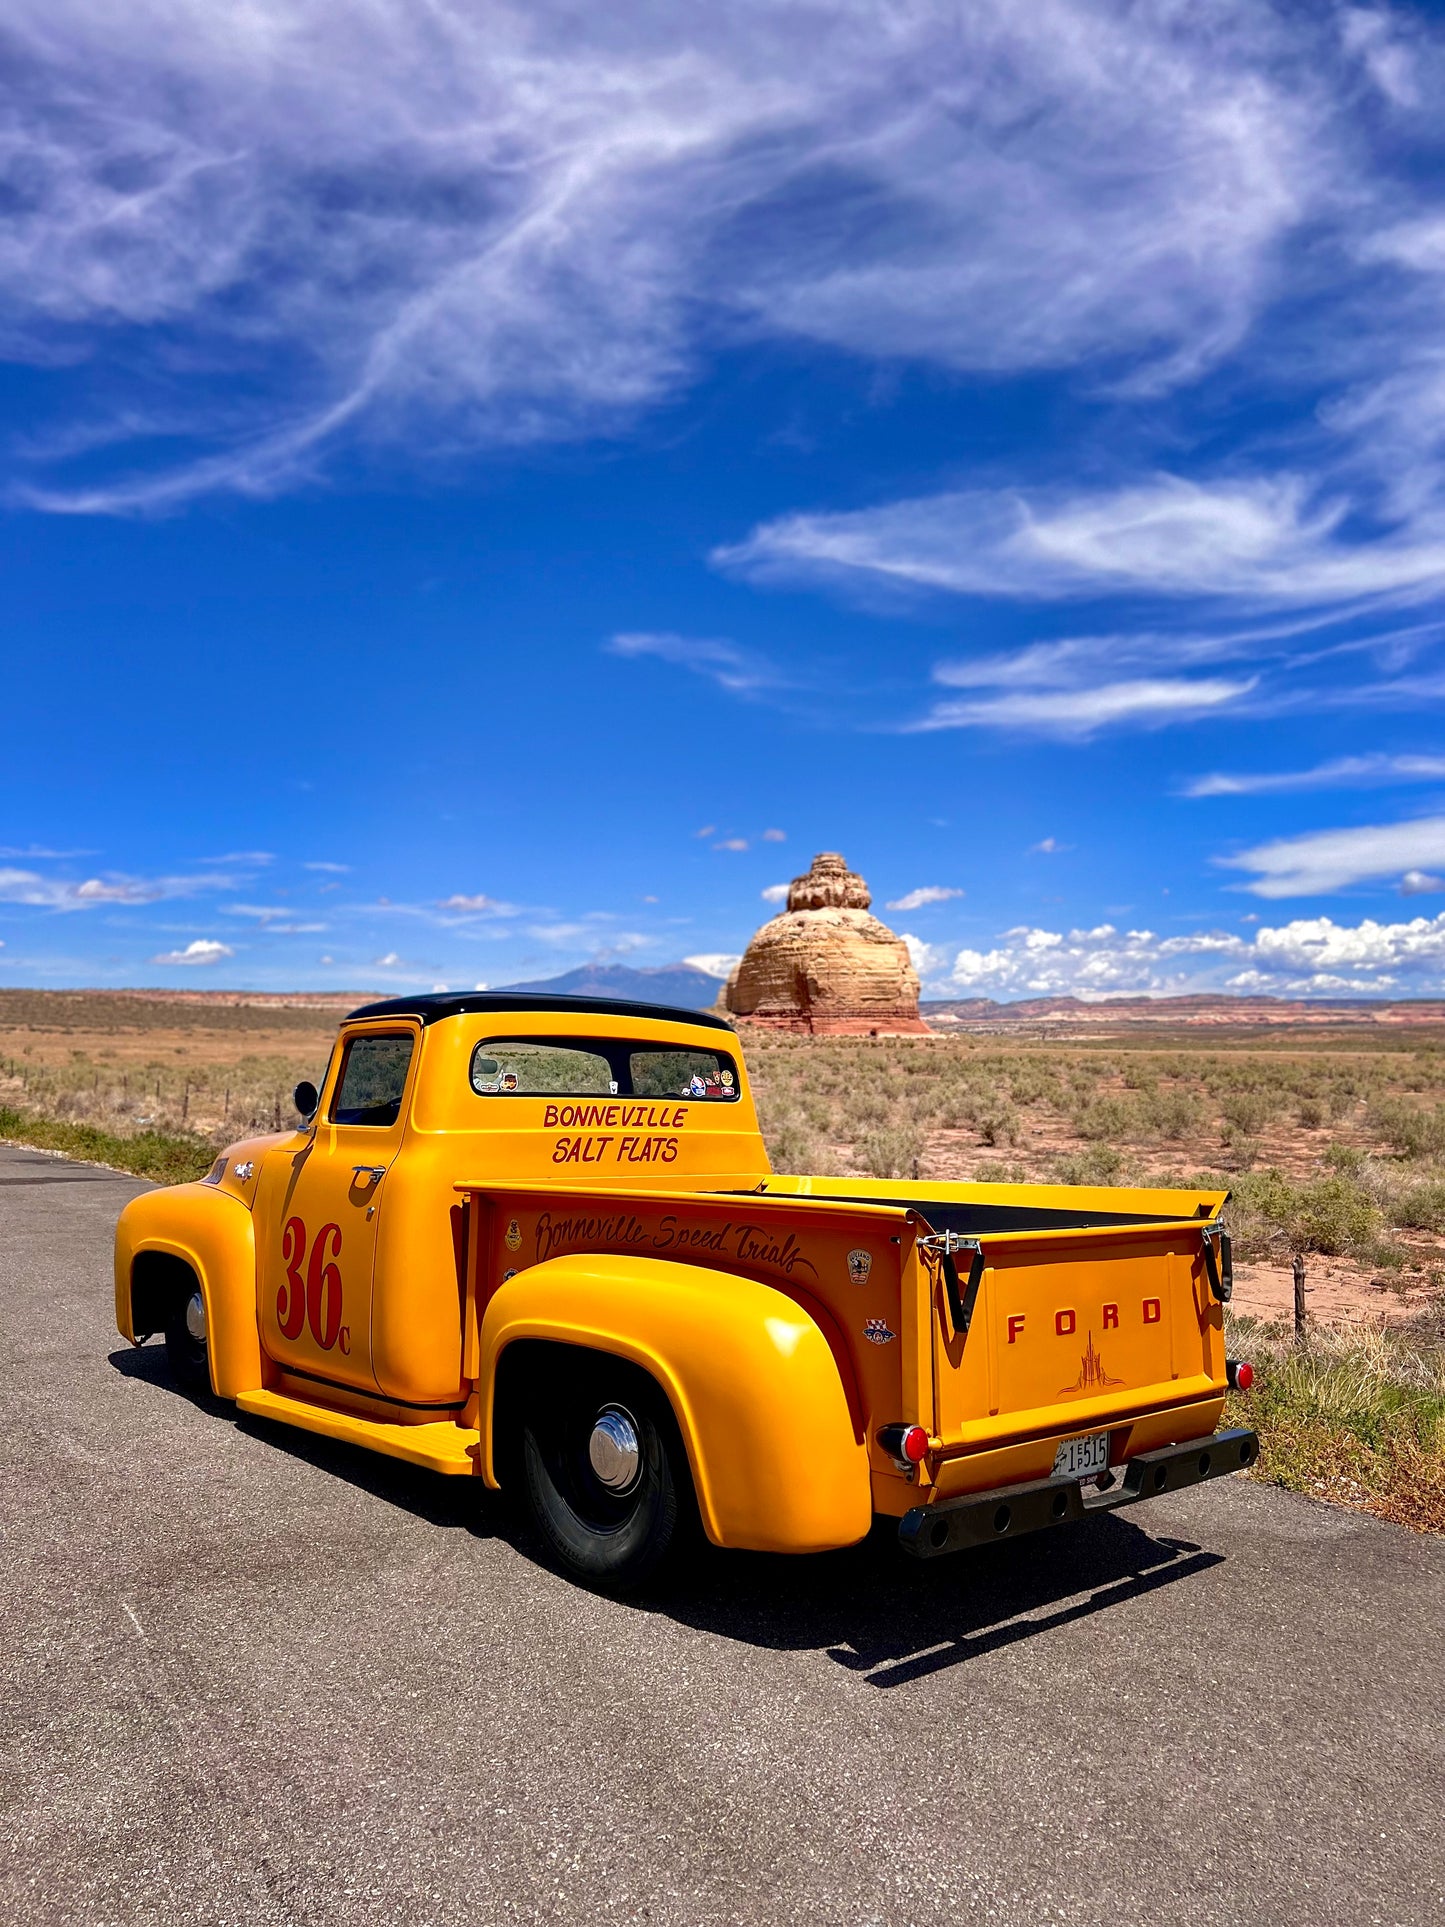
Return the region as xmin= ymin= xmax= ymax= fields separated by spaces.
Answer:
xmin=762 ymin=1192 xmax=1201 ymax=1238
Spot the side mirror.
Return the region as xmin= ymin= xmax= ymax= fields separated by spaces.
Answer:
xmin=293 ymin=1080 xmax=320 ymax=1123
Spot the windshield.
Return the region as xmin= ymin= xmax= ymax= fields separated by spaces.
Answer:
xmin=470 ymin=1036 xmax=739 ymax=1100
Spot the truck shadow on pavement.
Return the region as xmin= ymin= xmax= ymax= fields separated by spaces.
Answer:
xmin=109 ymin=1345 xmax=486 ymax=1532
xmin=112 ymin=1342 xmax=1227 ymax=1683
xmin=657 ymin=1521 xmax=1225 ymax=1688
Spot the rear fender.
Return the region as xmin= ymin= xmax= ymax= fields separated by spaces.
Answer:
xmin=478 ymin=1253 xmax=870 ymax=1554
xmin=114 ymin=1185 xmax=261 ymax=1399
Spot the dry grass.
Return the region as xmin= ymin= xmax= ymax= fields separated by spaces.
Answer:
xmin=0 ymin=989 xmax=334 ymax=1145
xmin=1225 ymin=1310 xmax=1445 ymax=1535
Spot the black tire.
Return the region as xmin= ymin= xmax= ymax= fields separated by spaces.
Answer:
xmin=518 ymin=1354 xmax=687 ymax=1591
xmin=163 ymin=1280 xmax=211 ymax=1397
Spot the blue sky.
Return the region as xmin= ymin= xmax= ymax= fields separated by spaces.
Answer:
xmin=6 ymin=1 xmax=1445 ymax=1000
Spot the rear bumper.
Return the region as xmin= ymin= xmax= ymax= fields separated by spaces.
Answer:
xmin=898 ymin=1426 xmax=1259 ymax=1559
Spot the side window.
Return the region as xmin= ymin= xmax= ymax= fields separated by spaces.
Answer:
xmin=331 ymin=1033 xmax=415 ymax=1126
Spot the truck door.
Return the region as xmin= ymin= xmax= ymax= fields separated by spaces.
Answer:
xmin=257 ymin=1026 xmax=418 ymax=1395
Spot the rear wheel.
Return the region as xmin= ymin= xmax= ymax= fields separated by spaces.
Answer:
xmin=163 ymin=1282 xmax=211 ymax=1396
xmin=518 ymin=1355 xmax=687 ymax=1590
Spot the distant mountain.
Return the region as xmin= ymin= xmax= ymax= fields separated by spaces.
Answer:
xmin=491 ymin=962 xmax=727 ymax=1011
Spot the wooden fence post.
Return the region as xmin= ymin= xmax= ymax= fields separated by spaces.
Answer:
xmin=1292 ymin=1251 xmax=1307 ymax=1341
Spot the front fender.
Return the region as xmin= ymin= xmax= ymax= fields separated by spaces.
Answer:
xmin=114 ymin=1184 xmax=262 ymax=1399
xmin=478 ymin=1253 xmax=871 ymax=1554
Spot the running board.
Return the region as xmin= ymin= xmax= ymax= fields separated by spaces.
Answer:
xmin=236 ymin=1388 xmax=479 ymax=1475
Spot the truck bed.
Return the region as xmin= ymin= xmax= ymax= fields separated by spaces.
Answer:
xmin=461 ymin=1169 xmax=1231 ymax=1514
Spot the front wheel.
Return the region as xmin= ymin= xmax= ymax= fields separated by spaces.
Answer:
xmin=518 ymin=1357 xmax=688 ymax=1591
xmin=163 ymin=1282 xmax=211 ymax=1396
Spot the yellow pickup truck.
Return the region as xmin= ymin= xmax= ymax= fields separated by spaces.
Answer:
xmin=115 ymin=992 xmax=1256 ymax=1588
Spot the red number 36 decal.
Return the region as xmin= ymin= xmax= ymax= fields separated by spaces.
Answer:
xmin=279 ymin=1216 xmax=345 ymax=1351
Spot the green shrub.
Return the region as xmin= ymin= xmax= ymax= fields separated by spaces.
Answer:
xmin=1073 ymin=1096 xmax=1135 ymax=1142
xmin=1221 ymin=1091 xmax=1276 ymax=1142
xmin=1053 ymin=1145 xmax=1124 ymax=1185
xmin=1143 ymin=1089 xmax=1200 ymax=1141
xmin=857 ymin=1125 xmax=926 ymax=1180
xmin=1367 ymin=1098 xmax=1445 ymax=1159
xmin=977 ymin=1106 xmax=1020 ymax=1147
xmin=1386 ymin=1178 xmax=1445 ymax=1233
xmin=1227 ymin=1167 xmax=1383 ymax=1257
xmin=0 ymin=1106 xmax=214 ymax=1185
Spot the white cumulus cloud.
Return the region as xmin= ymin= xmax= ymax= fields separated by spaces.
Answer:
xmin=927 ymin=909 xmax=1445 ymax=1000
xmin=150 ymin=938 xmax=234 ymax=966
xmin=683 ymin=953 xmax=741 ymax=979
xmin=439 ymin=893 xmax=518 ymax=917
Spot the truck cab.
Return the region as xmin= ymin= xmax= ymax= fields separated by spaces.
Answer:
xmin=117 ymin=992 xmax=1255 ymax=1589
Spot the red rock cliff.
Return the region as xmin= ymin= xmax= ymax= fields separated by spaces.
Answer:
xmin=725 ymin=852 xmax=928 ymax=1035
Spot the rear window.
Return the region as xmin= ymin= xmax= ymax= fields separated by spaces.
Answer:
xmin=470 ymin=1037 xmax=739 ymax=1100
xmin=470 ymin=1043 xmax=613 ymax=1095
xmin=332 ymin=1033 xmax=414 ymax=1126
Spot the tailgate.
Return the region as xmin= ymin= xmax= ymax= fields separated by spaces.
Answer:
xmin=931 ymin=1221 xmax=1223 ymax=1450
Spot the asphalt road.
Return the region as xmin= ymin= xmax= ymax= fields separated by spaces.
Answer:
xmin=2 ymin=1141 xmax=1442 ymax=1927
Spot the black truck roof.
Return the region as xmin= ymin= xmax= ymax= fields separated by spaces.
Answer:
xmin=346 ymin=991 xmax=734 ymax=1033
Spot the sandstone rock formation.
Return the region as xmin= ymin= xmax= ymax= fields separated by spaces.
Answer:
xmin=725 ymin=852 xmax=928 ymax=1035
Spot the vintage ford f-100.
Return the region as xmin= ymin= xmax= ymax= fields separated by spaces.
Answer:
xmin=116 ymin=992 xmax=1255 ymax=1587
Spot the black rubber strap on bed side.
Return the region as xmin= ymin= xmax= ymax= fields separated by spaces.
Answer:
xmin=940 ymin=1241 xmax=987 ymax=1337
xmin=1202 ymin=1228 xmax=1233 ymax=1303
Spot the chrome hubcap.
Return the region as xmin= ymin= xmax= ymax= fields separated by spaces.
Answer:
xmin=587 ymin=1405 xmax=641 ymax=1494
xmin=184 ymin=1290 xmax=208 ymax=1346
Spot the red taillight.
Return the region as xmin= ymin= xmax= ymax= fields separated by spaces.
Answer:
xmin=1227 ymin=1358 xmax=1254 ymax=1392
xmin=877 ymin=1422 xmax=932 ymax=1467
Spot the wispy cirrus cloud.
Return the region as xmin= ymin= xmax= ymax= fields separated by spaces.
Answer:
xmin=0 ymin=846 xmax=95 ymax=859
xmin=916 ymin=677 xmax=1255 ymax=739
xmin=716 ymin=475 xmax=1445 ymax=610
xmin=1218 ymin=816 xmax=1445 ymax=898
xmin=887 ymin=886 xmax=963 ymax=912
xmin=606 ymin=633 xmax=786 ymax=697
xmin=0 ymin=2 xmax=1379 ymax=513
xmin=1184 ymin=752 xmax=1445 ymax=797
xmin=0 ymin=866 xmax=242 ymax=910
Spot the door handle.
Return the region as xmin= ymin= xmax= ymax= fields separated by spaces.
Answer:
xmin=352 ymin=1165 xmax=386 ymax=1187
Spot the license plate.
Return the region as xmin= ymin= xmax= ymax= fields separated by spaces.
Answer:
xmin=1052 ymin=1432 xmax=1110 ymax=1481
